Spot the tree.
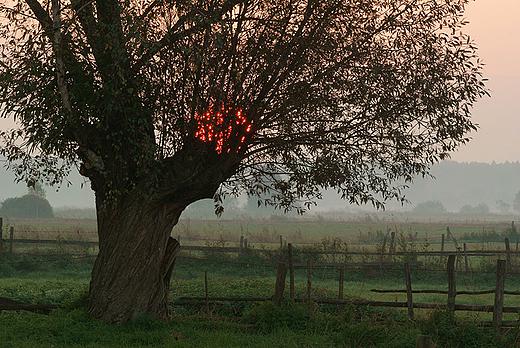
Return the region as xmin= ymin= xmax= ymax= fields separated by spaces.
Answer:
xmin=413 ymin=200 xmax=447 ymax=215
xmin=0 ymin=182 xmax=53 ymax=218
xmin=28 ymin=182 xmax=48 ymax=218
xmin=0 ymin=187 xmax=54 ymax=218
xmin=514 ymin=191 xmax=520 ymax=213
xmin=0 ymin=0 xmax=486 ymax=322
xmin=459 ymin=203 xmax=490 ymax=215
xmin=497 ymin=200 xmax=511 ymax=215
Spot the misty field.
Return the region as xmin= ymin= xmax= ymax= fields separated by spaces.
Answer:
xmin=1 ymin=215 xmax=520 ymax=347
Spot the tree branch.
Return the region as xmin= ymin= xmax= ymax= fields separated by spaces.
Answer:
xmin=132 ymin=0 xmax=244 ymax=73
xmin=24 ymin=0 xmax=52 ymax=30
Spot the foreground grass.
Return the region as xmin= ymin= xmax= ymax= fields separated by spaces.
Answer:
xmin=2 ymin=250 xmax=520 ymax=347
xmin=0 ymin=309 xmax=337 ymax=348
xmin=1 ymin=300 xmax=518 ymax=348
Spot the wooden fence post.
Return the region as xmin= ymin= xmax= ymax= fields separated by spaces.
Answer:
xmin=338 ymin=267 xmax=344 ymax=315
xmin=504 ymin=238 xmax=511 ymax=268
xmin=239 ymin=236 xmax=244 ymax=256
xmin=379 ymin=236 xmax=387 ymax=269
xmin=416 ymin=334 xmax=432 ymax=348
xmin=307 ymin=259 xmax=312 ymax=301
xmin=280 ymin=235 xmax=283 ymax=249
xmin=389 ymin=232 xmax=396 ymax=257
xmin=404 ymin=262 xmax=414 ymax=321
xmin=244 ymin=238 xmax=248 ymax=250
xmin=447 ymin=254 xmax=457 ymax=313
xmin=492 ymin=259 xmax=506 ymax=335
xmin=288 ymin=243 xmax=295 ymax=300
xmin=441 ymin=234 xmax=445 ymax=263
xmin=463 ymin=243 xmax=469 ymax=273
xmin=273 ymin=262 xmax=287 ymax=306
xmin=9 ymin=227 xmax=14 ymax=255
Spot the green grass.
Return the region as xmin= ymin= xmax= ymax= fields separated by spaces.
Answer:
xmin=2 ymin=216 xmax=520 ymax=347
xmin=1 ymin=300 xmax=517 ymax=347
xmin=1 ymin=254 xmax=520 ymax=347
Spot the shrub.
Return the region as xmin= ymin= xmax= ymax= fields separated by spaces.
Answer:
xmin=0 ymin=194 xmax=53 ymax=218
xmin=413 ymin=200 xmax=447 ymax=214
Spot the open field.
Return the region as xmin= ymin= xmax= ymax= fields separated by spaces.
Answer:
xmin=1 ymin=254 xmax=520 ymax=347
xmin=2 ymin=216 xmax=520 ymax=347
xmin=3 ymin=214 xmax=518 ymax=249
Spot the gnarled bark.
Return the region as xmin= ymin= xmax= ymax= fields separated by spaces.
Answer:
xmin=87 ymin=194 xmax=183 ymax=323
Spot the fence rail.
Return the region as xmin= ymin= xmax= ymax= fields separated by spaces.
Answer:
xmin=173 ymin=251 xmax=517 ymax=335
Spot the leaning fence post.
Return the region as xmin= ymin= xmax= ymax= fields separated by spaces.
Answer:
xmin=389 ymin=232 xmax=396 ymax=257
xmin=463 ymin=243 xmax=469 ymax=273
xmin=288 ymin=243 xmax=295 ymax=299
xmin=306 ymin=259 xmax=312 ymax=301
xmin=492 ymin=259 xmax=506 ymax=335
xmin=404 ymin=262 xmax=414 ymax=321
xmin=505 ymin=238 xmax=511 ymax=268
xmin=447 ymin=254 xmax=457 ymax=314
xmin=379 ymin=236 xmax=387 ymax=269
xmin=441 ymin=234 xmax=445 ymax=263
xmin=273 ymin=262 xmax=287 ymax=306
xmin=239 ymin=236 xmax=244 ymax=256
xmin=9 ymin=227 xmax=14 ymax=255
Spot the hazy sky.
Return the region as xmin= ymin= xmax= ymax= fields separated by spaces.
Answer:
xmin=0 ymin=1 xmax=517 ymax=165
xmin=449 ymin=0 xmax=520 ymax=163
xmin=0 ymin=0 xmax=518 ymax=208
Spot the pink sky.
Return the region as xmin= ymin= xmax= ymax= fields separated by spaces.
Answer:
xmin=0 ymin=0 xmax=517 ymax=164
xmin=449 ymin=0 xmax=520 ymax=163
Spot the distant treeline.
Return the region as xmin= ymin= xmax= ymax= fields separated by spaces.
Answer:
xmin=400 ymin=161 xmax=520 ymax=212
xmin=1 ymin=160 xmax=520 ymax=217
xmin=317 ymin=161 xmax=520 ymax=213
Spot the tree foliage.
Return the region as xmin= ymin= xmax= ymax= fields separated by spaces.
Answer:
xmin=0 ymin=194 xmax=54 ymax=218
xmin=413 ymin=200 xmax=447 ymax=214
xmin=459 ymin=203 xmax=490 ymax=215
xmin=0 ymin=0 xmax=487 ymax=322
xmin=514 ymin=191 xmax=520 ymax=213
xmin=0 ymin=0 xmax=487 ymax=211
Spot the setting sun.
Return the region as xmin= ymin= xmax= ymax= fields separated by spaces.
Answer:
xmin=194 ymin=106 xmax=253 ymax=154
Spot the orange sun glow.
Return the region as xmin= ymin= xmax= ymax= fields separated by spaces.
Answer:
xmin=194 ymin=107 xmax=253 ymax=154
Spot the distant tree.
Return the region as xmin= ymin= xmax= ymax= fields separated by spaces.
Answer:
xmin=28 ymin=182 xmax=48 ymax=218
xmin=0 ymin=195 xmax=53 ymax=218
xmin=474 ymin=203 xmax=490 ymax=215
xmin=413 ymin=200 xmax=447 ymax=214
xmin=459 ymin=203 xmax=490 ymax=215
xmin=28 ymin=182 xmax=46 ymax=199
xmin=459 ymin=204 xmax=474 ymax=214
xmin=497 ymin=200 xmax=511 ymax=215
xmin=514 ymin=192 xmax=520 ymax=213
xmin=0 ymin=0 xmax=486 ymax=322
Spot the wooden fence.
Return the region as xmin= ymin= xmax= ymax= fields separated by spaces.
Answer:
xmin=2 ymin=225 xmax=519 ymax=262
xmin=177 ymin=246 xmax=519 ymax=335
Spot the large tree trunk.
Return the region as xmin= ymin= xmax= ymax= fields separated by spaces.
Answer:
xmin=87 ymin=193 xmax=183 ymax=323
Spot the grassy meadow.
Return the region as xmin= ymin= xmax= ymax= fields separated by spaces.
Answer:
xmin=1 ymin=215 xmax=520 ymax=347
